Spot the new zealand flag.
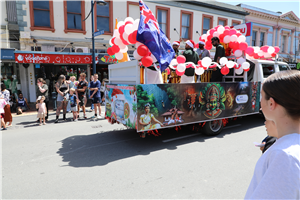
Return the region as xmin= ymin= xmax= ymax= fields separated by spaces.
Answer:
xmin=137 ymin=0 xmax=175 ymax=72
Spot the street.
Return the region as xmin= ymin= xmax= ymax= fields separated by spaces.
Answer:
xmin=2 ymin=111 xmax=266 ymax=199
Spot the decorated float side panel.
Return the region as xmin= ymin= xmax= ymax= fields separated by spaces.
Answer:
xmin=105 ymin=84 xmax=137 ymax=129
xmin=136 ymin=82 xmax=261 ymax=132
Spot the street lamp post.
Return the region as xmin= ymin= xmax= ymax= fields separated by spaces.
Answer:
xmin=84 ymin=0 xmax=107 ymax=75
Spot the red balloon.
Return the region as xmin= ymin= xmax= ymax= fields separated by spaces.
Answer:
xmin=239 ymin=42 xmax=248 ymax=51
xmin=221 ymin=66 xmax=230 ymax=75
xmin=197 ymin=60 xmax=202 ymax=66
xmin=111 ymin=45 xmax=120 ymax=53
xmin=141 ymin=56 xmax=153 ymax=67
xmin=119 ymin=25 xmax=125 ymax=35
xmin=253 ymin=54 xmax=259 ymax=59
xmin=229 ymin=29 xmax=237 ymax=36
xmin=128 ymin=33 xmax=135 ymax=44
xmin=236 ymin=33 xmax=242 ymax=37
xmin=107 ymin=47 xmax=114 ymax=56
xmin=245 ymin=47 xmax=254 ymax=55
xmin=186 ymin=64 xmax=194 ymax=68
xmin=125 ymin=21 xmax=133 ymax=25
xmin=274 ymin=46 xmax=280 ymax=53
xmin=244 ymin=68 xmax=250 ymax=72
xmin=207 ymin=35 xmax=213 ymax=42
xmin=206 ymin=45 xmax=212 ymax=50
xmin=111 ymin=37 xmax=116 ymax=45
xmin=219 ymin=34 xmax=225 ymax=40
xmin=224 ymin=26 xmax=230 ymax=30
xmin=176 ymin=69 xmax=185 ymax=76
xmin=271 ymin=53 xmax=277 ymax=57
xmin=209 ymin=29 xmax=216 ymax=36
xmin=261 ymin=46 xmax=269 ymax=52
xmin=223 ymin=30 xmax=230 ymax=36
xmin=229 ymin=42 xmax=239 ymax=49
xmin=177 ymin=55 xmax=186 ymax=64
xmin=137 ymin=45 xmax=149 ymax=56
xmin=131 ymin=30 xmax=137 ymax=43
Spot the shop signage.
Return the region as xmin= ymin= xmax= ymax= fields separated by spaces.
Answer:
xmin=98 ymin=54 xmax=118 ymax=64
xmin=1 ymin=48 xmax=15 ymax=60
xmin=14 ymin=52 xmax=93 ymax=64
xmin=231 ymin=22 xmax=252 ymax=37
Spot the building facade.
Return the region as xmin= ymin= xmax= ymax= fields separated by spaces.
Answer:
xmin=239 ymin=4 xmax=300 ymax=63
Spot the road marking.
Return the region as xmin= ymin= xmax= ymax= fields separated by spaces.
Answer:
xmin=223 ymin=124 xmax=241 ymax=130
xmin=162 ymin=133 xmax=199 ymax=143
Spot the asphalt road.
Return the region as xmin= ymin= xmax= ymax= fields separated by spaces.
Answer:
xmin=2 ymin=111 xmax=267 ymax=199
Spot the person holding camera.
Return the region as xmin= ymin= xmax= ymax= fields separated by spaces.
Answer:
xmin=55 ymin=75 xmax=69 ymax=123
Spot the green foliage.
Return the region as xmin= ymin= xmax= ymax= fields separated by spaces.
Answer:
xmin=162 ymin=85 xmax=182 ymax=107
xmin=136 ymin=85 xmax=159 ymax=117
xmin=132 ymin=103 xmax=137 ymax=113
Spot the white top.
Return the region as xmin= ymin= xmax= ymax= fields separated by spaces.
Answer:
xmin=245 ymin=133 xmax=300 ymax=199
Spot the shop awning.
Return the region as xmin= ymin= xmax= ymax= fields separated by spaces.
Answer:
xmin=14 ymin=51 xmax=93 ymax=64
xmin=1 ymin=48 xmax=15 ymax=60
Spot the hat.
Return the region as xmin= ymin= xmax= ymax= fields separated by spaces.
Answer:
xmin=185 ymin=40 xmax=195 ymax=48
xmin=198 ymin=41 xmax=205 ymax=45
xmin=172 ymin=41 xmax=180 ymax=46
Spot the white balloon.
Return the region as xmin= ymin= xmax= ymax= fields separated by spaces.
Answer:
xmin=133 ymin=19 xmax=140 ymax=30
xmin=227 ymin=61 xmax=235 ymax=68
xmin=234 ymin=50 xmax=243 ymax=57
xmin=223 ymin=35 xmax=231 ymax=43
xmin=237 ymin=57 xmax=246 ymax=65
xmin=220 ymin=57 xmax=228 ymax=65
xmin=217 ymin=26 xmax=225 ymax=35
xmin=125 ymin=24 xmax=134 ymax=35
xmin=177 ymin=64 xmax=186 ymax=72
xmin=115 ymin=52 xmax=124 ymax=60
xmin=114 ymin=29 xmax=120 ymax=38
xmin=202 ymin=34 xmax=208 ymax=41
xmin=169 ymin=59 xmax=178 ymax=70
xmin=133 ymin=50 xmax=142 ymax=60
xmin=235 ymin=67 xmax=244 ymax=75
xmin=124 ymin=17 xmax=134 ymax=23
xmin=202 ymin=57 xmax=212 ymax=68
xmin=119 ymin=46 xmax=128 ymax=53
xmin=264 ymin=52 xmax=272 ymax=58
xmin=122 ymin=32 xmax=130 ymax=43
xmin=114 ymin=37 xmax=123 ymax=46
xmin=213 ymin=32 xmax=219 ymax=37
xmin=257 ymin=50 xmax=264 ymax=56
xmin=118 ymin=43 xmax=126 ymax=50
xmin=117 ymin=21 xmax=125 ymax=29
xmin=206 ymin=29 xmax=211 ymax=35
xmin=135 ymin=42 xmax=143 ymax=49
xmin=195 ymin=67 xmax=205 ymax=75
xmin=151 ymin=54 xmax=157 ymax=63
xmin=230 ymin=35 xmax=238 ymax=42
xmin=242 ymin=62 xmax=250 ymax=69
xmin=267 ymin=46 xmax=275 ymax=54
xmin=237 ymin=35 xmax=246 ymax=43
xmin=254 ymin=46 xmax=260 ymax=53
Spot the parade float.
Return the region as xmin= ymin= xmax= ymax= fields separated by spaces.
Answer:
xmin=104 ymin=0 xmax=289 ymax=137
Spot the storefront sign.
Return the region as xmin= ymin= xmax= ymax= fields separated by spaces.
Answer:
xmin=1 ymin=48 xmax=15 ymax=60
xmin=98 ymin=54 xmax=118 ymax=64
xmin=14 ymin=52 xmax=93 ymax=64
xmin=231 ymin=22 xmax=252 ymax=37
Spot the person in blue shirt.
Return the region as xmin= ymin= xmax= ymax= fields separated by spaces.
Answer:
xmin=89 ymin=74 xmax=102 ymax=119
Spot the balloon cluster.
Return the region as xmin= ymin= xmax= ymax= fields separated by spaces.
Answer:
xmin=134 ymin=42 xmax=157 ymax=67
xmin=245 ymin=46 xmax=280 ymax=59
xmin=107 ymin=17 xmax=139 ymax=61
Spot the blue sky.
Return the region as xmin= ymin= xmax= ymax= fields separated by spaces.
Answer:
xmin=217 ymin=0 xmax=300 ymax=18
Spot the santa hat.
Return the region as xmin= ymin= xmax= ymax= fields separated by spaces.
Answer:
xmin=172 ymin=41 xmax=180 ymax=46
xmin=186 ymin=40 xmax=195 ymax=48
xmin=198 ymin=41 xmax=205 ymax=45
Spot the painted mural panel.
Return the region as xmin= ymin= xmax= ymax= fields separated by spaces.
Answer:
xmin=105 ymin=84 xmax=137 ymax=129
xmin=136 ymin=82 xmax=261 ymax=132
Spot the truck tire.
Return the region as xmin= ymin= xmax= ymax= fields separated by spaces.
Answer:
xmin=202 ymin=119 xmax=224 ymax=136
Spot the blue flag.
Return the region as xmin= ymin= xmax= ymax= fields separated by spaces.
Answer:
xmin=137 ymin=0 xmax=175 ymax=72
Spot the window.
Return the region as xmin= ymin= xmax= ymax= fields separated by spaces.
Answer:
xmin=262 ymin=64 xmax=275 ymax=78
xmin=218 ymin=17 xmax=227 ymax=26
xmin=29 ymin=1 xmax=54 ymax=32
xmin=278 ymin=65 xmax=289 ymax=71
xmin=156 ymin=6 xmax=170 ymax=38
xmin=232 ymin=20 xmax=241 ymax=26
xmin=31 ymin=46 xmax=41 ymax=51
xmin=127 ymin=1 xmax=139 ymax=19
xmin=260 ymin=32 xmax=265 ymax=46
xmin=64 ymin=1 xmax=86 ymax=34
xmin=181 ymin=11 xmax=193 ymax=40
xmin=202 ymin=14 xmax=213 ymax=35
xmin=252 ymin=31 xmax=257 ymax=46
xmin=282 ymin=35 xmax=286 ymax=52
xmin=95 ymin=1 xmax=113 ymax=35
xmin=55 ymin=47 xmax=71 ymax=52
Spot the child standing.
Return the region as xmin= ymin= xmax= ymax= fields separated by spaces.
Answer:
xmin=36 ymin=96 xmax=47 ymax=125
xmin=69 ymin=88 xmax=79 ymax=121
xmin=0 ymin=94 xmax=7 ymax=130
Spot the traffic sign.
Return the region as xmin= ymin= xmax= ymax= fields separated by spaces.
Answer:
xmin=94 ymin=30 xmax=105 ymax=37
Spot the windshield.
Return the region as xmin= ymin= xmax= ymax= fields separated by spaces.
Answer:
xmin=261 ymin=64 xmax=275 ymax=78
xmin=278 ymin=65 xmax=289 ymax=71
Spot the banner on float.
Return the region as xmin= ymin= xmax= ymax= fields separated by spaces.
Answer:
xmin=136 ymin=82 xmax=261 ymax=132
xmin=105 ymin=84 xmax=137 ymax=129
xmin=231 ymin=22 xmax=252 ymax=37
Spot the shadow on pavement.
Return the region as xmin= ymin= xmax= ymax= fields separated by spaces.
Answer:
xmin=57 ymin=115 xmax=265 ymax=168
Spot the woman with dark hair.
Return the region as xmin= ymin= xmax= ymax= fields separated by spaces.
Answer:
xmin=36 ymin=78 xmax=49 ymax=120
xmin=55 ymin=75 xmax=69 ymax=123
xmin=245 ymin=70 xmax=300 ymax=199
xmin=1 ymin=83 xmax=12 ymax=127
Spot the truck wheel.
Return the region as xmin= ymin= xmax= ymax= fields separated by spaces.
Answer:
xmin=202 ymin=119 xmax=224 ymax=136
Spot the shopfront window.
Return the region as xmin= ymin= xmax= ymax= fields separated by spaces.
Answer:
xmin=1 ymin=62 xmax=21 ymax=94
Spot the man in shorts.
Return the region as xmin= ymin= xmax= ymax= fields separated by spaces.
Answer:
xmin=76 ymin=73 xmax=88 ymax=119
xmin=89 ymin=74 xmax=102 ymax=119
